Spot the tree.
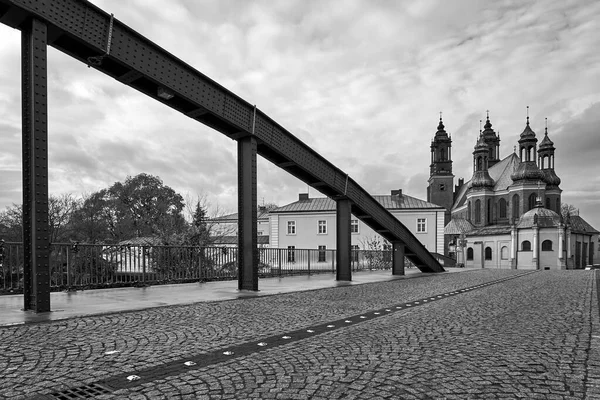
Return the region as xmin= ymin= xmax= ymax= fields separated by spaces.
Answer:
xmin=106 ymin=173 xmax=186 ymax=240
xmin=0 ymin=204 xmax=23 ymax=242
xmin=561 ymin=203 xmax=578 ymax=221
xmin=48 ymin=194 xmax=79 ymax=243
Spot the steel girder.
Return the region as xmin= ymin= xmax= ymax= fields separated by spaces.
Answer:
xmin=0 ymin=0 xmax=443 ymax=273
xmin=21 ymin=17 xmax=51 ymax=312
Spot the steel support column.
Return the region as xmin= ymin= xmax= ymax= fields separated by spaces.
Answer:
xmin=336 ymin=197 xmax=351 ymax=281
xmin=22 ymin=18 xmax=51 ymax=312
xmin=237 ymin=136 xmax=258 ymax=290
xmin=392 ymin=242 xmax=405 ymax=276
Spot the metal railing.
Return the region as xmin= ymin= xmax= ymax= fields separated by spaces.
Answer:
xmin=0 ymin=242 xmax=411 ymax=293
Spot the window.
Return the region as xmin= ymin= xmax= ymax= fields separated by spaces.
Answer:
xmin=257 ymin=231 xmax=264 ymax=236
xmin=521 ymin=241 xmax=531 ymax=251
xmin=528 ymin=193 xmax=537 ymax=211
xmin=467 ymin=248 xmax=474 ymax=260
xmin=351 ymin=245 xmax=359 ymax=262
xmin=318 ymin=220 xmax=327 ymax=234
xmin=487 ymin=199 xmax=492 ymax=224
xmin=499 ymin=198 xmax=507 ymax=219
xmin=501 ymin=246 xmax=509 ymax=260
xmin=287 ymin=246 xmax=296 ymax=262
xmin=351 ymin=219 xmax=359 ymax=234
xmin=467 ymin=201 xmax=471 ymax=221
xmin=440 ymin=183 xmax=445 ymax=191
xmin=512 ymin=194 xmax=520 ymax=221
xmin=287 ymin=221 xmax=296 ymax=235
xmin=417 ymin=218 xmax=427 ymax=233
xmin=542 ymin=240 xmax=553 ymax=251
xmin=475 ymin=199 xmax=481 ymax=223
xmin=318 ymin=245 xmax=326 ymax=262
xmin=546 ymin=197 xmax=551 ymax=210
xmin=485 ymin=247 xmax=492 ymax=260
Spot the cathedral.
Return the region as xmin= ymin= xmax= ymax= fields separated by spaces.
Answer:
xmin=427 ymin=111 xmax=598 ymax=270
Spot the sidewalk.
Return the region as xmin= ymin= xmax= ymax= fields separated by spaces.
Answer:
xmin=0 ymin=268 xmax=471 ymax=326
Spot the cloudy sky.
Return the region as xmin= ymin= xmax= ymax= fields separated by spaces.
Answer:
xmin=1 ymin=0 xmax=599 ymax=229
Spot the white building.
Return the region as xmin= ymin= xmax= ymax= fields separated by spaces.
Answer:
xmin=269 ymin=190 xmax=446 ymax=254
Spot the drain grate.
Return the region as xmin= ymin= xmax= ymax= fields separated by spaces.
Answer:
xmin=50 ymin=383 xmax=112 ymax=399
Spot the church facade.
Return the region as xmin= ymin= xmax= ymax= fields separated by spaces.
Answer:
xmin=428 ymin=112 xmax=598 ymax=270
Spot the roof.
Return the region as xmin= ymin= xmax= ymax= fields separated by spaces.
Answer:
xmin=211 ymin=209 xmax=271 ymax=222
xmin=466 ymin=225 xmax=512 ymax=236
xmin=272 ymin=193 xmax=444 ymax=213
xmin=452 ymin=153 xmax=520 ymax=211
xmin=212 ymin=235 xmax=270 ymax=245
xmin=569 ymin=215 xmax=599 ymax=234
xmin=517 ymin=206 xmax=561 ymax=228
xmin=117 ymin=237 xmax=162 ymax=246
xmin=444 ymin=218 xmax=474 ymax=235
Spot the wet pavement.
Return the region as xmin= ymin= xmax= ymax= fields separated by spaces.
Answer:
xmin=1 ymin=268 xmax=599 ymax=399
xmin=0 ymin=268 xmax=440 ymax=326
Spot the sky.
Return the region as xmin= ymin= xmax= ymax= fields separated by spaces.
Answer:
xmin=1 ymin=0 xmax=599 ymax=229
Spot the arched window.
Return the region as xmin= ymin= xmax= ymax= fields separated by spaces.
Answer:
xmin=501 ymin=246 xmax=509 ymax=260
xmin=512 ymin=194 xmax=520 ymax=221
xmin=542 ymin=240 xmax=553 ymax=251
xmin=467 ymin=201 xmax=472 ymax=221
xmin=440 ymin=148 xmax=445 ymax=161
xmin=556 ymin=199 xmax=561 ymax=214
xmin=467 ymin=248 xmax=474 ymax=260
xmin=528 ymin=193 xmax=537 ymax=211
xmin=521 ymin=241 xmax=531 ymax=251
xmin=499 ymin=198 xmax=507 ymax=219
xmin=546 ymin=197 xmax=551 ymax=209
xmin=485 ymin=247 xmax=492 ymax=260
xmin=477 ymin=157 xmax=482 ymax=171
xmin=475 ymin=199 xmax=481 ymax=223
xmin=487 ymin=199 xmax=492 ymax=224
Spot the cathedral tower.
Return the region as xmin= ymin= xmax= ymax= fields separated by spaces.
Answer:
xmin=481 ymin=111 xmax=501 ymax=167
xmin=427 ymin=114 xmax=454 ymax=223
xmin=538 ymin=119 xmax=562 ymax=214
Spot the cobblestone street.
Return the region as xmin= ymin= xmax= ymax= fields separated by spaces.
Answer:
xmin=1 ymin=269 xmax=599 ymax=399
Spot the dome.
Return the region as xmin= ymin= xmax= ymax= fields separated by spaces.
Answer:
xmin=538 ymin=129 xmax=554 ymax=150
xmin=435 ymin=117 xmax=448 ymax=137
xmin=511 ymin=161 xmax=545 ymax=182
xmin=520 ymin=118 xmax=536 ymax=139
xmin=471 ymin=171 xmax=495 ymax=188
xmin=542 ymin=169 xmax=561 ymax=187
xmin=517 ymin=206 xmax=561 ymax=228
xmin=473 ymin=135 xmax=488 ymax=152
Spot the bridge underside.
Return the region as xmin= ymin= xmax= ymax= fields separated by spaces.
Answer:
xmin=0 ymin=0 xmax=443 ymax=310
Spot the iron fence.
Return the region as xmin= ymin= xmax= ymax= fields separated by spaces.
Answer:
xmin=0 ymin=242 xmax=406 ymax=293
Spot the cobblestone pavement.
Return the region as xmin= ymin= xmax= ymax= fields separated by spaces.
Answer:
xmin=1 ymin=269 xmax=598 ymax=399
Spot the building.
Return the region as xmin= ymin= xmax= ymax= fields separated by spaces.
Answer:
xmin=269 ymin=191 xmax=446 ymax=255
xmin=428 ymin=112 xmax=598 ymax=269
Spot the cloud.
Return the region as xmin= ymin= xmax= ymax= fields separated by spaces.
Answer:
xmin=0 ymin=0 xmax=599 ymax=233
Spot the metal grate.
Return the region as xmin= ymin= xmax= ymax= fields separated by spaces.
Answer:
xmin=50 ymin=384 xmax=112 ymax=399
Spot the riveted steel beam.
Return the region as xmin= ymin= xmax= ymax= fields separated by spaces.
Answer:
xmin=21 ymin=17 xmax=51 ymax=312
xmin=238 ymin=136 xmax=258 ymax=291
xmin=392 ymin=242 xmax=405 ymax=276
xmin=0 ymin=0 xmax=443 ymax=274
xmin=336 ymin=198 xmax=351 ymax=281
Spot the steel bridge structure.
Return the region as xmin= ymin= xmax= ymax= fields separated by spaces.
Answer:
xmin=0 ymin=0 xmax=443 ymax=313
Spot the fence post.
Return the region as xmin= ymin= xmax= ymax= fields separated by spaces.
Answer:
xmin=278 ymin=248 xmax=282 ymax=277
xmin=66 ymin=246 xmax=71 ymax=289
xmin=332 ymin=250 xmax=335 ymax=273
xmin=142 ymin=246 xmax=146 ymax=285
xmin=307 ymin=249 xmax=311 ymax=275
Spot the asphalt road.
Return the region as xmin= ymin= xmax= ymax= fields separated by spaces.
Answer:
xmin=1 ymin=269 xmax=598 ymax=399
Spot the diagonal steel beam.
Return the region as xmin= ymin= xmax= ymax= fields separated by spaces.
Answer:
xmin=0 ymin=0 xmax=443 ymax=273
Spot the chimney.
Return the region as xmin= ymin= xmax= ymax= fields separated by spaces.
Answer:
xmin=391 ymin=189 xmax=402 ymax=197
xmin=299 ymin=193 xmax=309 ymax=201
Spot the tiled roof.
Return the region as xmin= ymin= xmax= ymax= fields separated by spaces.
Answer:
xmin=444 ymin=219 xmax=474 ymax=235
xmin=466 ymin=225 xmax=512 ymax=236
xmin=211 ymin=209 xmax=271 ymax=221
xmin=117 ymin=237 xmax=162 ymax=246
xmin=272 ymin=193 xmax=444 ymax=213
xmin=212 ymin=235 xmax=270 ymax=245
xmin=452 ymin=153 xmax=520 ymax=211
xmin=569 ymin=215 xmax=599 ymax=234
